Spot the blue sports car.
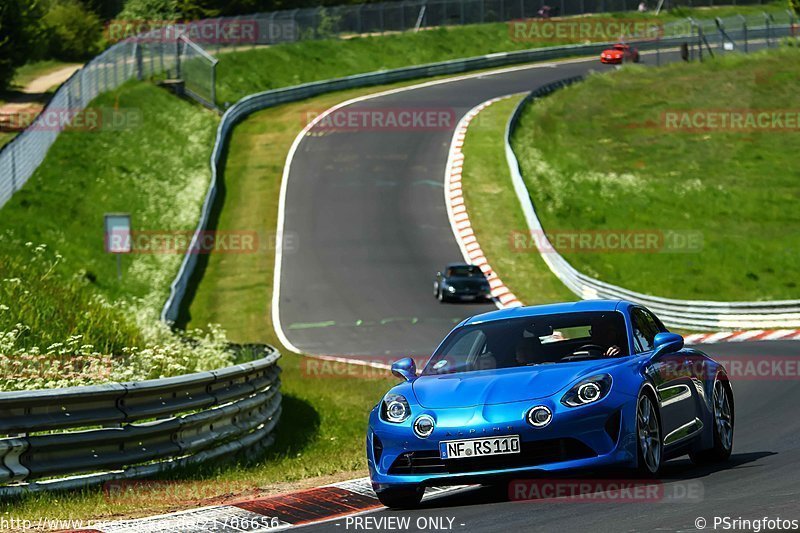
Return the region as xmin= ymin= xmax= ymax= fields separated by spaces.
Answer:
xmin=366 ymin=300 xmax=734 ymax=508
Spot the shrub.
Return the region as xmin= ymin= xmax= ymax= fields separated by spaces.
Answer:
xmin=43 ymin=0 xmax=103 ymax=60
xmin=117 ymin=0 xmax=179 ymax=20
xmin=0 ymin=236 xmax=237 ymax=391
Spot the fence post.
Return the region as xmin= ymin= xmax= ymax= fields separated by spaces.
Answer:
xmin=176 ymin=36 xmax=182 ymax=79
xmin=211 ymin=61 xmax=217 ymax=108
xmin=135 ymin=43 xmax=144 ymax=80
xmin=10 ymin=147 xmax=17 ymax=194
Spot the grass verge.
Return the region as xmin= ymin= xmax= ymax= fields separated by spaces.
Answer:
xmin=460 ymin=95 xmax=575 ymax=305
xmin=0 ymin=81 xmax=238 ymax=390
xmin=0 ymin=82 xmax=219 ymax=310
xmin=511 ymin=46 xmax=800 ymax=301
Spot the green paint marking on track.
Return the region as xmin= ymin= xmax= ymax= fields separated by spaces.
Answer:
xmin=288 ymin=321 xmax=337 ymax=330
xmin=288 ymin=317 xmax=463 ymax=330
xmin=413 ymin=179 xmax=444 ymax=188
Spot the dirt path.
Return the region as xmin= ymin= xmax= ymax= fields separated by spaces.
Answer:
xmin=0 ymin=64 xmax=83 ymax=132
xmin=21 ymin=64 xmax=82 ymax=94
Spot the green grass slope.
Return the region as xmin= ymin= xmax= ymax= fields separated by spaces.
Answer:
xmin=512 ymin=47 xmax=800 ymax=301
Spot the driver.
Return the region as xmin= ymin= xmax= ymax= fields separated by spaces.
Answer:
xmin=592 ymin=323 xmax=622 ymax=357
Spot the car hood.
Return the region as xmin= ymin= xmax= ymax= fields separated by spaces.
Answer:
xmin=413 ymin=360 xmax=621 ymax=409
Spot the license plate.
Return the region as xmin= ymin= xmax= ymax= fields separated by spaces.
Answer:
xmin=440 ymin=435 xmax=520 ymax=459
xmin=460 ymin=295 xmax=476 ymax=300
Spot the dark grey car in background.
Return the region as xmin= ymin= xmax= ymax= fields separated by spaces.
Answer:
xmin=433 ymin=263 xmax=492 ymax=302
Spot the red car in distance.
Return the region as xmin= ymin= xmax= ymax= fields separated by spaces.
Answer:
xmin=600 ymin=43 xmax=640 ymax=64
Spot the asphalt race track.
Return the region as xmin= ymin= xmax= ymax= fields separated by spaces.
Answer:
xmin=274 ymin=43 xmax=800 ymax=532
xmin=279 ymin=49 xmax=691 ymax=359
xmin=300 ymin=340 xmax=800 ymax=532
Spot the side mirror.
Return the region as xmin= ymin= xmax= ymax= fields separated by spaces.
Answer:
xmin=651 ymin=332 xmax=684 ymax=359
xmin=391 ymin=357 xmax=417 ymax=382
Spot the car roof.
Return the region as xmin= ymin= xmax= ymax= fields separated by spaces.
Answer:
xmin=445 ymin=262 xmax=477 ymax=268
xmin=461 ymin=299 xmax=635 ymax=326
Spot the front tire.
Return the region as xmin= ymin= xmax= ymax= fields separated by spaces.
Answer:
xmin=376 ymin=486 xmax=424 ymax=509
xmin=690 ymin=380 xmax=733 ymax=464
xmin=636 ymin=391 xmax=663 ymax=476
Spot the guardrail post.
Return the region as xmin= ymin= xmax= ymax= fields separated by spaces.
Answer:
xmin=739 ymin=15 xmax=748 ymax=53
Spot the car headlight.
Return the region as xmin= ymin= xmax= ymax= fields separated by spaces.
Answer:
xmin=561 ymin=374 xmax=612 ymax=407
xmin=446 ymin=285 xmax=456 ymax=293
xmin=381 ymin=393 xmax=410 ymax=423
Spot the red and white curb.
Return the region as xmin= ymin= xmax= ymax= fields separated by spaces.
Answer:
xmin=64 ymin=478 xmax=466 ymax=532
xmin=684 ymin=329 xmax=800 ymax=345
xmin=444 ymin=96 xmax=522 ymax=310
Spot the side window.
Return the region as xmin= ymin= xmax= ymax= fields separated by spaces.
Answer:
xmin=631 ymin=308 xmax=659 ymax=353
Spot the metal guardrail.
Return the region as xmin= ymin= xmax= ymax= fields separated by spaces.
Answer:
xmin=504 ymin=60 xmax=800 ymax=330
xmin=0 ymin=346 xmax=281 ymax=493
xmin=161 ymin=21 xmax=797 ymax=323
xmin=160 ymin=35 xmax=701 ymax=322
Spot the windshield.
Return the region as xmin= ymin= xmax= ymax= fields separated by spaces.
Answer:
xmin=446 ymin=265 xmax=484 ymax=278
xmin=423 ymin=311 xmax=628 ymax=375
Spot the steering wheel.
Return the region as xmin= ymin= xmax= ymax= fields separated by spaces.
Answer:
xmin=573 ymin=344 xmax=606 ymax=358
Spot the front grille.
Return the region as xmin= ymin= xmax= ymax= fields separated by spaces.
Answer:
xmin=388 ymin=438 xmax=596 ymax=475
xmin=604 ymin=410 xmax=622 ymax=444
xmin=373 ymin=435 xmax=384 ymax=462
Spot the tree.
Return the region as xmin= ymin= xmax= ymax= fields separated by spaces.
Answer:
xmin=791 ymin=0 xmax=799 ymax=16
xmin=174 ymin=0 xmax=221 ymax=20
xmin=43 ymin=0 xmax=103 ymax=60
xmin=118 ymin=0 xmax=180 ymax=20
xmin=0 ymin=0 xmax=46 ymax=91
